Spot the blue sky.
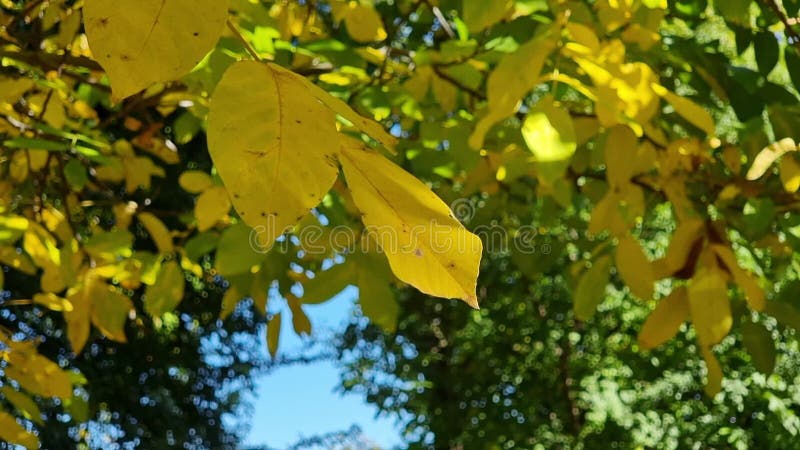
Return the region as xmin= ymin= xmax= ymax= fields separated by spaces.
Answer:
xmin=243 ymin=288 xmax=402 ymax=448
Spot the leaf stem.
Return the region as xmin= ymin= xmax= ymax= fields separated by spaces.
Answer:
xmin=226 ymin=18 xmax=261 ymax=62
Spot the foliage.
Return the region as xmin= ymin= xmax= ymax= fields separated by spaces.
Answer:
xmin=1 ymin=0 xmax=800 ymax=447
xmin=338 ymin=255 xmax=800 ymax=449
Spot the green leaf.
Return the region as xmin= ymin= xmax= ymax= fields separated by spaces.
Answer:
xmin=2 ymin=137 xmax=69 ymax=151
xmin=301 ymin=263 xmax=355 ymax=305
xmin=573 ymin=255 xmax=612 ymax=321
xmin=462 ymin=0 xmax=512 ymax=33
xmin=184 ymin=231 xmax=220 ymax=261
xmin=64 ymin=159 xmax=89 ymax=191
xmin=785 ymin=49 xmax=800 ymax=92
xmin=754 ymin=31 xmax=779 ymax=76
xmin=215 ymin=223 xmax=265 ymax=276
xmin=741 ymin=321 xmax=776 ymax=374
xmin=145 ymin=260 xmax=185 ymax=317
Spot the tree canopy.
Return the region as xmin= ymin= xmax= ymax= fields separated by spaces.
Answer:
xmin=2 ymin=0 xmax=800 ymax=447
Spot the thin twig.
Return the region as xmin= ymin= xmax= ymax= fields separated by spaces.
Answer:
xmin=759 ymin=0 xmax=800 ymax=50
xmin=226 ymin=18 xmax=261 ymax=61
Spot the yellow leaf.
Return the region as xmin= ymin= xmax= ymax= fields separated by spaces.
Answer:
xmin=208 ymin=61 xmax=340 ymax=245
xmin=780 ymin=155 xmax=800 ymax=192
xmin=343 ymin=3 xmax=387 ymax=43
xmin=0 ymin=246 xmax=36 ymax=275
xmin=83 ymin=0 xmax=229 ymax=100
xmin=5 ymin=349 xmax=72 ymax=399
xmin=144 ymin=260 xmax=185 ymax=317
xmin=653 ymin=84 xmax=716 ymax=136
xmin=288 ymin=295 xmax=312 ymax=335
xmin=23 ymin=223 xmax=60 ymax=269
xmin=652 ymin=218 xmax=704 ymax=279
xmin=700 ymin=346 xmax=723 ymax=396
xmin=573 ymin=255 xmax=612 ymax=321
xmin=710 ymin=244 xmax=765 ymax=311
xmin=124 ymin=156 xmax=165 ymax=193
xmin=462 ymin=0 xmax=512 ymax=33
xmin=687 ymin=264 xmax=732 ymax=346
xmin=747 ymin=138 xmax=796 ymax=180
xmin=604 ymin=125 xmax=639 ymax=186
xmin=340 ymin=146 xmax=483 ymax=307
xmin=431 ymin=74 xmax=458 ymax=112
xmin=179 ymin=170 xmax=214 ymax=193
xmin=0 ymin=214 xmax=28 ymax=243
xmin=33 ymin=293 xmax=73 ymax=312
xmin=267 ymin=312 xmax=281 ymax=358
xmin=65 ymin=284 xmax=92 ymax=353
xmin=469 ymin=23 xmax=560 ymax=149
xmin=638 ymin=286 xmax=689 ymax=350
xmin=219 ymin=285 xmax=242 ymax=320
xmin=0 ymin=386 xmax=43 ymax=425
xmin=0 ymin=77 xmax=34 ymax=104
xmin=0 ymin=411 xmax=38 ymax=450
xmin=138 ymin=212 xmax=174 ymax=254
xmin=195 ymin=186 xmax=231 ymax=231
xmin=616 ymin=234 xmax=655 ymax=300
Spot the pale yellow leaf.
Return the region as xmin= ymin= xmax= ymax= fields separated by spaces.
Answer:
xmin=522 ymin=96 xmax=577 ymax=163
xmin=340 ymin=146 xmax=483 ymax=307
xmin=746 ymin=138 xmax=797 ymax=180
xmin=84 ymin=0 xmax=230 ymax=100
